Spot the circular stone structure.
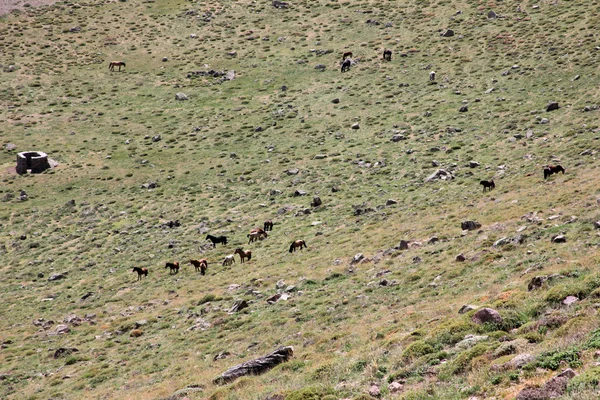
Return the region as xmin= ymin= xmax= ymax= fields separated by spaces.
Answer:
xmin=16 ymin=151 xmax=51 ymax=174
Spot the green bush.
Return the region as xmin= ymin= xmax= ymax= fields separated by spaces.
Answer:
xmin=402 ymin=340 xmax=436 ymax=359
xmin=439 ymin=343 xmax=489 ymax=379
xmin=568 ymin=367 xmax=600 ymax=393
xmin=536 ymin=347 xmax=582 ymax=370
xmin=585 ymin=328 xmax=600 ymax=349
xmin=285 ymin=386 xmax=337 ymax=400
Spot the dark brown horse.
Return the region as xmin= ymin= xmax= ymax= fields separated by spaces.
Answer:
xmin=190 ymin=259 xmax=208 ymax=275
xmin=543 ymin=165 xmax=565 ymax=179
xmin=206 ymin=234 xmax=227 ymax=248
xmin=480 ymin=179 xmax=495 ymax=193
xmin=342 ymin=51 xmax=353 ymax=60
xmin=383 ymin=49 xmax=392 ymax=61
xmin=289 ymin=239 xmax=307 ymax=253
xmin=109 ymin=61 xmax=126 ymax=72
xmin=341 ymin=59 xmax=351 ymax=73
xmin=132 ymin=267 xmax=148 ymax=281
xmin=263 ymin=220 xmax=273 ymax=231
xmin=234 ymin=248 xmax=252 ymax=263
xmin=165 ymin=261 xmax=179 ymax=274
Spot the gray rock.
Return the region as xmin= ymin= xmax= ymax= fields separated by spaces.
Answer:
xmin=459 ymin=105 xmax=468 ymax=112
xmin=461 ymin=221 xmax=481 ymax=231
xmin=228 ymin=300 xmax=248 ymax=313
xmin=175 ymin=93 xmax=189 ymax=101
xmin=314 ymin=64 xmax=326 ymax=70
xmin=441 ymin=29 xmax=455 ymax=37
xmin=397 ymin=240 xmax=410 ymax=250
xmin=471 ymin=308 xmax=502 ymax=324
xmin=351 ymin=253 xmax=364 ymax=265
xmin=55 ymin=324 xmax=70 ymax=334
xmin=551 ymin=234 xmax=566 ymax=243
xmin=539 ymin=118 xmax=549 ymax=124
xmin=425 ymin=169 xmax=455 ymax=182
xmin=286 ymin=168 xmax=299 ymax=175
xmin=510 ymin=353 xmax=536 ymax=369
xmin=142 ymin=182 xmax=158 ymax=189
xmin=310 ymin=196 xmax=322 ymax=207
xmin=456 ymin=334 xmax=488 ymax=349
xmin=351 ymin=123 xmax=360 ymax=129
xmin=488 ymin=10 xmax=498 ymax=18
xmin=546 ymin=101 xmax=560 ymax=112
xmin=225 ymin=70 xmax=236 ymax=81
xmin=294 ymin=190 xmax=306 ymax=197
xmin=458 ymin=304 xmax=477 ymax=314
xmin=48 ymin=273 xmax=66 ymax=282
xmin=152 ymin=134 xmax=161 ymax=142
xmin=5 ymin=143 xmax=16 ymax=151
xmin=456 ymin=253 xmax=466 ymax=262
xmin=469 ymin=161 xmax=480 ymax=168
xmin=332 ymin=98 xmax=340 ymax=104
xmin=391 ymin=134 xmax=406 ymax=142
xmin=562 ymin=296 xmax=578 ymax=306
xmin=385 ymin=199 xmax=398 ymax=206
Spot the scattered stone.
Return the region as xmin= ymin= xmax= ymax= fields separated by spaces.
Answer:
xmin=397 ymin=240 xmax=410 ymax=250
xmin=65 ymin=199 xmax=76 ymax=207
xmin=551 ymin=235 xmax=566 ymax=243
xmin=294 ymin=190 xmax=306 ymax=197
xmin=563 ymin=296 xmax=578 ymax=306
xmin=175 ymin=93 xmax=189 ymax=101
xmin=310 ymin=196 xmax=322 ymax=207
xmin=469 ymin=161 xmax=480 ymax=168
xmin=458 ymin=304 xmax=477 ymax=314
xmin=351 ymin=253 xmax=364 ymax=265
xmin=456 ymin=253 xmax=466 ymax=262
xmin=37 ymin=272 xmax=44 ymax=278
xmin=388 ymin=381 xmax=403 ymax=393
xmin=332 ymin=98 xmax=340 ymax=104
xmin=516 ymin=369 xmax=576 ymax=400
xmin=48 ymin=273 xmax=66 ymax=282
xmin=272 ymin=0 xmax=289 ymax=9
xmin=351 ymin=123 xmax=360 ymax=129
xmin=546 ymin=101 xmax=560 ymax=112
xmin=456 ymin=334 xmax=489 ymax=349
xmin=80 ymin=292 xmax=93 ymax=300
xmin=509 ymin=353 xmax=536 ymax=369
xmin=528 ymin=276 xmax=548 ymax=291
xmin=5 ymin=143 xmax=16 ymax=151
xmin=425 ymin=169 xmax=454 ymax=182
xmin=471 ymin=308 xmax=502 ymax=324
xmin=213 ymin=346 xmax=294 ymax=384
xmin=53 ymin=347 xmax=78 ymax=359
xmin=461 ymin=221 xmax=481 ymax=231
xmin=441 ymin=29 xmax=455 ymax=37
xmin=162 ymin=57 xmax=168 ymax=62
xmin=286 ymin=168 xmax=299 ymax=175
xmin=459 ymin=105 xmax=468 ymax=112
xmin=314 ymin=64 xmax=326 ymax=71
xmin=54 ymin=324 xmax=70 ymax=334
xmin=391 ymin=134 xmax=406 ymax=142
xmin=368 ymin=385 xmax=381 ymax=397
xmin=142 ymin=182 xmax=158 ymax=189
xmin=385 ymin=199 xmax=397 ymax=206
xmin=152 ymin=134 xmax=161 ymax=142
xmin=428 ymin=236 xmax=439 ymax=244
xmin=229 ymin=300 xmax=248 ymax=313
xmin=488 ymin=10 xmax=498 ymax=18
xmin=135 ymin=320 xmax=148 ymax=328
xmin=539 ymin=118 xmax=549 ymax=124
xmin=254 ymin=126 xmax=263 ymax=132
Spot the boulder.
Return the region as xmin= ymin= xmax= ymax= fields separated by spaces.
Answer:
xmin=397 ymin=240 xmax=410 ymax=250
xmin=441 ymin=29 xmax=455 ymax=37
xmin=175 ymin=93 xmax=189 ymax=101
xmin=456 ymin=253 xmax=466 ymax=262
xmin=488 ymin=10 xmax=498 ymax=18
xmin=425 ymin=169 xmax=455 ymax=182
xmin=213 ymin=346 xmax=294 ymax=384
xmin=551 ymin=235 xmax=566 ymax=243
xmin=471 ymin=308 xmax=502 ymax=324
xmin=458 ymin=304 xmax=478 ymax=314
xmin=546 ymin=102 xmax=560 ymax=112
xmin=461 ymin=221 xmax=481 ymax=231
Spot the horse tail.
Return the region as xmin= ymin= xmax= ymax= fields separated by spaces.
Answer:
xmin=289 ymin=242 xmax=294 ymax=253
xmin=247 ymin=252 xmax=252 ymax=261
xmin=303 ymin=240 xmax=307 ymax=248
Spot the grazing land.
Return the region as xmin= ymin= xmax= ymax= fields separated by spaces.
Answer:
xmin=2 ymin=0 xmax=600 ymax=399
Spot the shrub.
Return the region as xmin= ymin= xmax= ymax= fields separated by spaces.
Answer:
xmin=285 ymin=386 xmax=337 ymax=400
xmin=585 ymin=328 xmax=600 ymax=349
xmin=402 ymin=340 xmax=436 ymax=359
xmin=439 ymin=343 xmax=490 ymax=379
xmin=567 ymin=367 xmax=600 ymax=393
xmin=536 ymin=347 xmax=582 ymax=370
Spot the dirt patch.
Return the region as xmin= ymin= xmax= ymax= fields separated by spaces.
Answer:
xmin=0 ymin=0 xmax=59 ymax=16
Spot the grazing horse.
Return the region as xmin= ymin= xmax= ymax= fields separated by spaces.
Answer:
xmin=190 ymin=259 xmax=208 ymax=275
xmin=109 ymin=61 xmax=126 ymax=72
xmin=206 ymin=234 xmax=227 ymax=248
xmin=222 ymin=254 xmax=235 ymax=266
xmin=263 ymin=220 xmax=274 ymax=231
xmin=342 ymin=51 xmax=353 ymax=60
xmin=234 ymin=248 xmax=252 ymax=263
xmin=429 ymin=71 xmax=436 ymax=81
xmin=480 ymin=179 xmax=495 ymax=193
xmin=543 ymin=165 xmax=565 ymax=179
xmin=132 ymin=267 xmax=148 ymax=281
xmin=289 ymin=239 xmax=307 ymax=253
xmin=165 ymin=262 xmax=179 ymax=274
xmin=247 ymin=228 xmax=267 ymax=244
xmin=383 ymin=49 xmax=392 ymax=61
xmin=341 ymin=59 xmax=351 ymax=73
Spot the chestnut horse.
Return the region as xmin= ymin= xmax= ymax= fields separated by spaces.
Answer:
xmin=132 ymin=267 xmax=148 ymax=281
xmin=543 ymin=165 xmax=565 ymax=179
xmin=165 ymin=262 xmax=179 ymax=274
xmin=480 ymin=179 xmax=495 ymax=193
xmin=289 ymin=239 xmax=307 ymax=253
xmin=190 ymin=259 xmax=208 ymax=275
xmin=234 ymin=248 xmax=252 ymax=263
xmin=109 ymin=61 xmax=126 ymax=72
xmin=383 ymin=49 xmax=392 ymax=61
xmin=342 ymin=51 xmax=352 ymax=60
xmin=263 ymin=220 xmax=274 ymax=231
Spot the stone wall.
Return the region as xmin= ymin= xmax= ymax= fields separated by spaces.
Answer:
xmin=16 ymin=151 xmax=51 ymax=174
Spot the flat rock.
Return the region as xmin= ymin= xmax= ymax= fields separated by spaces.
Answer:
xmin=551 ymin=234 xmax=566 ymax=243
xmin=458 ymin=304 xmax=477 ymax=314
xmin=562 ymin=296 xmax=578 ymax=306
xmin=175 ymin=93 xmax=189 ymax=101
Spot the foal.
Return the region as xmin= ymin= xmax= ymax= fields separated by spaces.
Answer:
xmin=234 ymin=248 xmax=252 ymax=263
xmin=132 ymin=267 xmax=148 ymax=281
xmin=480 ymin=180 xmax=495 ymax=193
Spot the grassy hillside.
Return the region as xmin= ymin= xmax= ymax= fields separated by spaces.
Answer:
xmin=2 ymin=0 xmax=600 ymax=398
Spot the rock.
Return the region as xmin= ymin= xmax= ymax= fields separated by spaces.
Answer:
xmin=135 ymin=320 xmax=148 ymax=328
xmin=368 ymin=385 xmax=380 ymax=397
xmin=509 ymin=353 xmax=536 ymax=369
xmin=313 ymin=154 xmax=327 ymax=160
xmin=65 ymin=199 xmax=76 ymax=207
xmin=332 ymin=98 xmax=340 ymax=104
xmin=314 ymin=64 xmax=326 ymax=70
xmin=539 ymin=118 xmax=549 ymax=124
xmin=471 ymin=308 xmax=502 ymax=324
xmin=254 ymin=126 xmax=263 ymax=132
xmin=546 ymin=102 xmax=560 ymax=112
xmin=528 ymin=276 xmax=548 ymax=291
xmin=456 ymin=253 xmax=466 ymax=262
xmin=458 ymin=304 xmax=477 ymax=314
xmin=80 ymin=292 xmax=93 ymax=300
xmin=224 ymin=70 xmax=236 ymax=81
xmin=162 ymin=57 xmax=168 ymax=62
xmin=130 ymin=329 xmax=143 ymax=337
xmin=397 ymin=240 xmax=410 ymax=250
xmin=469 ymin=161 xmax=480 ymax=168
xmin=310 ymin=196 xmax=322 ymax=207
xmin=391 ymin=134 xmax=406 ymax=142
xmin=459 ymin=105 xmax=468 ymax=112
xmin=48 ymin=273 xmax=66 ymax=281
xmin=461 ymin=221 xmax=481 ymax=231
xmin=272 ymin=0 xmax=289 ymax=9
xmin=551 ymin=234 xmax=566 ymax=243
xmin=142 ymin=182 xmax=158 ymax=189
xmin=229 ymin=299 xmax=248 ymax=313
xmin=286 ymin=168 xmax=299 ymax=175
xmin=281 ymin=85 xmax=287 ymax=91
xmin=493 ymin=342 xmax=517 ymax=358
xmin=563 ymin=296 xmax=578 ymax=306
xmin=294 ymin=190 xmax=306 ymax=197
xmin=516 ymin=369 xmax=575 ymax=400
xmin=55 ymin=324 xmax=70 ymax=334
xmin=213 ymin=346 xmax=294 ymax=384
xmin=5 ymin=143 xmax=16 ymax=151
xmin=175 ymin=93 xmax=189 ymax=101
xmin=428 ymin=236 xmax=439 ymax=244
xmin=351 ymin=123 xmax=360 ymax=129
xmin=386 ymin=199 xmax=397 ymax=206
xmin=152 ymin=134 xmax=161 ymax=142
xmin=388 ymin=381 xmax=403 ymax=393
xmin=493 ymin=237 xmax=510 ymax=247
xmin=441 ymin=29 xmax=455 ymax=37
xmin=456 ymin=335 xmax=489 ymax=349
xmin=488 ymin=10 xmax=498 ymax=18
xmin=351 ymin=253 xmax=364 ymax=265
xmin=425 ymin=169 xmax=455 ymax=182
xmin=594 ymin=221 xmax=600 ymax=229
xmin=37 ymin=272 xmax=44 ymax=278
xmin=53 ymin=347 xmax=78 ymax=359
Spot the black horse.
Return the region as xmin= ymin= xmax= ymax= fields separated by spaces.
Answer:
xmin=165 ymin=262 xmax=179 ymax=274
xmin=341 ymin=59 xmax=351 ymax=73
xmin=480 ymin=180 xmax=495 ymax=193
xmin=383 ymin=49 xmax=392 ymax=61
xmin=543 ymin=165 xmax=565 ymax=179
xmin=206 ymin=234 xmax=227 ymax=248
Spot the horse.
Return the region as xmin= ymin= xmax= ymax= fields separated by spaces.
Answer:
xmin=383 ymin=49 xmax=392 ymax=61
xmin=190 ymin=259 xmax=208 ymax=275
xmin=342 ymin=51 xmax=353 ymax=60
xmin=480 ymin=180 xmax=495 ymax=193
xmin=544 ymin=165 xmax=565 ymax=179
xmin=263 ymin=220 xmax=273 ymax=231
xmin=132 ymin=267 xmax=148 ymax=281
xmin=234 ymin=248 xmax=252 ymax=263
xmin=109 ymin=61 xmax=126 ymax=72
xmin=247 ymin=228 xmax=267 ymax=244
xmin=289 ymin=239 xmax=307 ymax=253
xmin=222 ymin=255 xmax=235 ymax=266
xmin=206 ymin=234 xmax=227 ymax=248
xmin=165 ymin=262 xmax=179 ymax=274
xmin=429 ymin=71 xmax=436 ymax=81
xmin=341 ymin=59 xmax=351 ymax=73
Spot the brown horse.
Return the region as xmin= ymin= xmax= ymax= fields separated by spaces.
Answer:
xmin=248 ymin=228 xmax=267 ymax=244
xmin=165 ymin=261 xmax=179 ymax=275
xmin=543 ymin=165 xmax=565 ymax=179
xmin=263 ymin=220 xmax=273 ymax=231
xmin=342 ymin=51 xmax=353 ymax=60
xmin=108 ymin=61 xmax=126 ymax=72
xmin=132 ymin=267 xmax=148 ymax=281
xmin=383 ymin=49 xmax=392 ymax=61
xmin=190 ymin=259 xmax=208 ymax=275
xmin=480 ymin=179 xmax=495 ymax=193
xmin=289 ymin=240 xmax=307 ymax=253
xmin=234 ymin=248 xmax=252 ymax=263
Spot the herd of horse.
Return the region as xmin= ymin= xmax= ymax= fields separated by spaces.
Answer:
xmin=479 ymin=164 xmax=565 ymax=193
xmin=132 ymin=219 xmax=307 ymax=280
